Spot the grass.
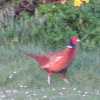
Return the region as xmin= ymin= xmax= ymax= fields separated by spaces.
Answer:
xmin=0 ymin=44 xmax=100 ymax=100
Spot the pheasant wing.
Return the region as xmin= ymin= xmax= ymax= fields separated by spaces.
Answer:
xmin=36 ymin=56 xmax=50 ymax=68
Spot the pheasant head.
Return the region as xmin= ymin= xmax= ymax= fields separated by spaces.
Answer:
xmin=67 ymin=37 xmax=80 ymax=48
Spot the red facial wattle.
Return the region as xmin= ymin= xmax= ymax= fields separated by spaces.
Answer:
xmin=71 ymin=37 xmax=78 ymax=45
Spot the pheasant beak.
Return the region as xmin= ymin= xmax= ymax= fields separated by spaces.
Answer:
xmin=76 ymin=39 xmax=80 ymax=42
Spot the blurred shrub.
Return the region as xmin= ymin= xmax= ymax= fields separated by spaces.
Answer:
xmin=2 ymin=25 xmax=14 ymax=37
xmin=38 ymin=0 xmax=100 ymax=50
xmin=0 ymin=0 xmax=100 ymax=50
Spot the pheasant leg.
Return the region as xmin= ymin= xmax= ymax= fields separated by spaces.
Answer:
xmin=61 ymin=70 xmax=69 ymax=84
xmin=48 ymin=73 xmax=53 ymax=84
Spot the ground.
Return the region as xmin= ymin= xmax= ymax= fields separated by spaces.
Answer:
xmin=0 ymin=44 xmax=100 ymax=100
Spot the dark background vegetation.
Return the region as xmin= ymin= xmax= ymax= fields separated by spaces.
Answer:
xmin=0 ymin=0 xmax=100 ymax=50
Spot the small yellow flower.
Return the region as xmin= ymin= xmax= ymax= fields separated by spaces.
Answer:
xmin=82 ymin=0 xmax=90 ymax=3
xmin=74 ymin=0 xmax=83 ymax=7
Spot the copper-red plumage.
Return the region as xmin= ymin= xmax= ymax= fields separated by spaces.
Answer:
xmin=19 ymin=37 xmax=80 ymax=84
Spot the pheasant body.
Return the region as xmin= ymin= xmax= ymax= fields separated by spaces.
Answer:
xmin=19 ymin=37 xmax=80 ymax=84
xmin=41 ymin=48 xmax=77 ymax=73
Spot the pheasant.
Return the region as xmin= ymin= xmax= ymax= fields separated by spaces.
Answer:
xmin=19 ymin=37 xmax=80 ymax=84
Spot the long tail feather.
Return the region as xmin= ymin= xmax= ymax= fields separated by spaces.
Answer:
xmin=18 ymin=48 xmax=38 ymax=59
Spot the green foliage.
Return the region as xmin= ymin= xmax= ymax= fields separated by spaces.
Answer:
xmin=38 ymin=0 xmax=100 ymax=50
xmin=0 ymin=0 xmax=100 ymax=50
xmin=2 ymin=25 xmax=14 ymax=37
xmin=22 ymin=12 xmax=30 ymax=19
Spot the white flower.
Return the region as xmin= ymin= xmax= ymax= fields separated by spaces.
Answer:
xmin=20 ymin=85 xmax=23 ymax=88
xmin=52 ymin=88 xmax=55 ymax=91
xmin=78 ymin=91 xmax=81 ymax=93
xmin=52 ymin=6 xmax=56 ymax=8
xmin=96 ymin=93 xmax=100 ymax=95
xmin=14 ymin=71 xmax=16 ymax=74
xmin=5 ymin=90 xmax=12 ymax=93
xmin=13 ymin=90 xmax=18 ymax=93
xmin=33 ymin=94 xmax=36 ymax=96
xmin=59 ymin=92 xmax=63 ymax=96
xmin=25 ymin=92 xmax=29 ymax=94
xmin=24 ymin=86 xmax=27 ymax=88
xmin=0 ymin=92 xmax=3 ymax=94
xmin=1 ymin=95 xmax=6 ymax=98
xmin=83 ymin=95 xmax=86 ymax=97
xmin=43 ymin=96 xmax=47 ymax=98
xmin=85 ymin=92 xmax=88 ymax=94
xmin=10 ymin=74 xmax=13 ymax=77
xmin=9 ymin=75 xmax=13 ymax=78
xmin=73 ymin=88 xmax=76 ymax=90
xmin=62 ymin=87 xmax=66 ymax=90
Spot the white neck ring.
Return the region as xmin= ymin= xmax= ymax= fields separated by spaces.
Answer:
xmin=67 ymin=46 xmax=73 ymax=48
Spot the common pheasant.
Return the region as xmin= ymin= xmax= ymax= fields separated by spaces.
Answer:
xmin=19 ymin=37 xmax=80 ymax=84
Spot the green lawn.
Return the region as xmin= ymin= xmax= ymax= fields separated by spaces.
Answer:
xmin=0 ymin=44 xmax=100 ymax=100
